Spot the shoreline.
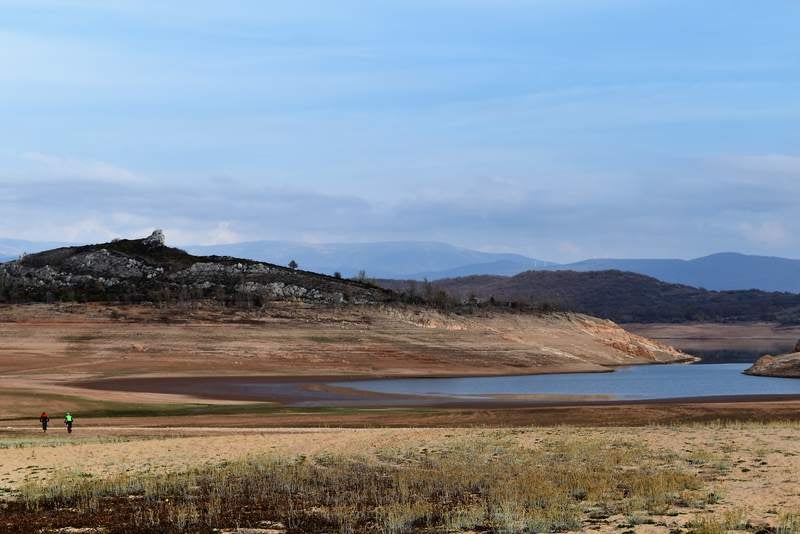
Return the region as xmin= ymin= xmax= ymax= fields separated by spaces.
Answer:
xmin=74 ymin=368 xmax=800 ymax=409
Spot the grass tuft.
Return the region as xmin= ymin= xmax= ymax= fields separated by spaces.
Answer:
xmin=12 ymin=437 xmax=704 ymax=532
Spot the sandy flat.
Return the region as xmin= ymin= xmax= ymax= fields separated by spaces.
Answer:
xmin=2 ymin=424 xmax=799 ymax=530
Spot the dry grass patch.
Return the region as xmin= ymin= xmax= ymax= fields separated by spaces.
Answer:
xmin=8 ymin=436 xmax=705 ymax=533
xmin=779 ymin=513 xmax=800 ymax=534
xmin=686 ymin=508 xmax=750 ymax=533
xmin=0 ymin=435 xmax=159 ymax=450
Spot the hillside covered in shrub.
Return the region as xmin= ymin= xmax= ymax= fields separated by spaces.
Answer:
xmin=380 ymin=270 xmax=800 ymax=324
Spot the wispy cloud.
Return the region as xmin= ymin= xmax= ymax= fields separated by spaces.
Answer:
xmin=20 ymin=152 xmax=145 ymax=184
xmin=739 ymin=221 xmax=792 ymax=247
xmin=716 ymin=154 xmax=800 ymax=176
xmin=2 ymin=159 xmax=799 ymax=260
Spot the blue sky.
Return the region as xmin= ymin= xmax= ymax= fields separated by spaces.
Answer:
xmin=1 ymin=0 xmax=799 ymax=261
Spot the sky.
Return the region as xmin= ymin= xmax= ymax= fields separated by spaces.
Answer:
xmin=1 ymin=0 xmax=799 ymax=262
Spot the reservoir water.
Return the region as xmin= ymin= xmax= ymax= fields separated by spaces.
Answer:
xmin=330 ymin=363 xmax=800 ymax=402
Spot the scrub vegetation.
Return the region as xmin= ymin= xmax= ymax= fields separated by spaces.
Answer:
xmin=7 ymin=437 xmax=704 ymax=533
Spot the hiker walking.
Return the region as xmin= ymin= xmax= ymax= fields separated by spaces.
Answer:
xmin=64 ymin=412 xmax=74 ymax=434
xmin=39 ymin=412 xmax=49 ymax=432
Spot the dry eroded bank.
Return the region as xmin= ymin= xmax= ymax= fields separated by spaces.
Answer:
xmin=0 ymin=303 xmax=691 ymax=415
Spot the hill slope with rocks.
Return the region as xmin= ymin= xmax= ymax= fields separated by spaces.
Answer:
xmin=380 ymin=270 xmax=800 ymax=324
xmin=0 ymin=231 xmax=392 ymax=306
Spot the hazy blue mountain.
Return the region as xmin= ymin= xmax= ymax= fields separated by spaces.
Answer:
xmin=408 ymin=258 xmax=554 ymax=280
xmin=0 ymin=238 xmax=70 ymax=261
xmin=185 ymin=241 xmax=554 ymax=279
xmin=551 ymin=253 xmax=800 ymax=292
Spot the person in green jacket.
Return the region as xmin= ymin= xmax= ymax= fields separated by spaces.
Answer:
xmin=64 ymin=412 xmax=74 ymax=434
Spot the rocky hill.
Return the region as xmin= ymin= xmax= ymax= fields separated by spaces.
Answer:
xmin=0 ymin=231 xmax=393 ymax=306
xmin=380 ymin=270 xmax=800 ymax=324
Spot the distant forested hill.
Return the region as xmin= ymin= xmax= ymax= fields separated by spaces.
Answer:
xmin=552 ymin=252 xmax=800 ymax=293
xmin=379 ymin=270 xmax=800 ymax=324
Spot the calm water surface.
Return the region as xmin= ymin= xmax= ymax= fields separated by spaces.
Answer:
xmin=330 ymin=363 xmax=800 ymax=401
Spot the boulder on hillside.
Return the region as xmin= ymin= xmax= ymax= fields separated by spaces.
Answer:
xmin=143 ymin=229 xmax=166 ymax=247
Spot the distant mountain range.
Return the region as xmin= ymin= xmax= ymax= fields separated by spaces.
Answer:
xmin=554 ymin=253 xmax=800 ymax=293
xmin=0 ymin=238 xmax=70 ymax=264
xmin=0 ymin=238 xmax=68 ymax=256
xmin=2 ymin=237 xmax=799 ymax=293
xmin=186 ymin=243 xmax=800 ymax=293
xmin=185 ymin=241 xmax=555 ymax=280
xmin=379 ymin=271 xmax=800 ymax=324
xmin=6 ymin=234 xmax=800 ymax=325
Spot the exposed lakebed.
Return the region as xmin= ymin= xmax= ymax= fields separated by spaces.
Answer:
xmin=80 ymin=363 xmax=800 ymax=407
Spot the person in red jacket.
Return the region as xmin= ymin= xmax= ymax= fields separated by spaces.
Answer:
xmin=39 ymin=412 xmax=49 ymax=432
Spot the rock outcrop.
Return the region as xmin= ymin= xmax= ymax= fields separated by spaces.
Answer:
xmin=142 ymin=229 xmax=165 ymax=247
xmin=0 ymin=232 xmax=391 ymax=306
xmin=745 ymin=352 xmax=800 ymax=378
